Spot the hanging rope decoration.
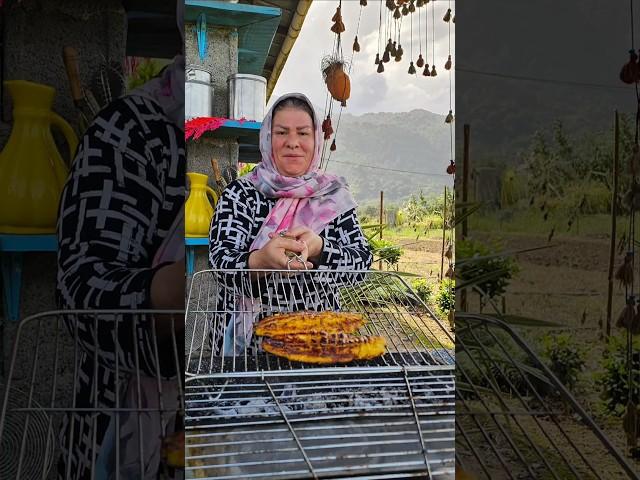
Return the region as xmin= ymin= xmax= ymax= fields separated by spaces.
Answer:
xmin=408 ymin=3 xmax=416 ymax=74
xmin=615 ymin=0 xmax=640 ymax=457
xmin=430 ymin=0 xmax=437 ymax=77
xmin=423 ymin=0 xmax=430 ymax=76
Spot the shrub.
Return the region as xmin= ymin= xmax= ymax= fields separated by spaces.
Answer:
xmin=412 ymin=278 xmax=433 ymax=304
xmin=540 ymin=333 xmax=585 ymax=390
xmin=369 ymin=238 xmax=403 ymax=266
xmin=435 ymin=279 xmax=455 ymax=314
xmin=457 ymin=238 xmax=518 ymax=299
xmin=596 ymin=335 xmax=640 ymax=415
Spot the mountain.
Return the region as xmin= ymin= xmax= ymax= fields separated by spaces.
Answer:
xmin=457 ymin=0 xmax=635 ymax=163
xmin=321 ymin=109 xmax=453 ymax=205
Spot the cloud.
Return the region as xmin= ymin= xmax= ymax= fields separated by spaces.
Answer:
xmin=271 ymin=0 xmax=455 ymax=115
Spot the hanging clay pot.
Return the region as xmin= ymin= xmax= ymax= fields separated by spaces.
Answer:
xmin=382 ymin=49 xmax=391 ymax=63
xmin=445 ymin=55 xmax=452 ymax=70
xmin=324 ymin=62 xmax=351 ymax=106
xmin=391 ymin=41 xmax=398 ymax=56
xmin=620 ymin=49 xmax=640 ymax=84
xmin=616 ymin=301 xmax=635 ymax=329
xmin=394 ymin=6 xmax=402 ymax=19
xmin=443 ymin=8 xmax=452 ymax=22
xmin=360 ymin=0 xmax=368 ymax=5
xmin=330 ymin=139 xmax=337 ymax=151
xmin=331 ymin=6 xmax=342 ymax=22
xmin=423 ymin=63 xmax=430 ymax=76
xmin=408 ymin=62 xmax=417 ymax=74
xmin=386 ymin=0 xmax=395 ymax=10
xmin=615 ymin=252 xmax=634 ymax=287
xmin=353 ymin=36 xmax=361 ymax=52
xmin=331 ymin=20 xmax=346 ymax=34
xmin=409 ymin=0 xmax=416 ymax=13
xmin=374 ymin=53 xmax=380 ymax=65
xmin=377 ymin=61 xmax=385 ymax=73
xmin=402 ymin=4 xmax=409 ymax=15
xmin=446 ymin=160 xmax=455 ymax=175
xmin=431 ymin=64 xmax=437 ymax=76
xmin=445 ymin=110 xmax=454 ymax=123
xmin=417 ymin=54 xmax=425 ymax=67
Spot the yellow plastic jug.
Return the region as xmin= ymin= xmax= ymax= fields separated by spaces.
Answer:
xmin=185 ymin=172 xmax=219 ymax=237
xmin=0 ymin=80 xmax=78 ymax=233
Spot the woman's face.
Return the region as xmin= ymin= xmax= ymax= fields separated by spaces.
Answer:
xmin=271 ymin=107 xmax=315 ymax=177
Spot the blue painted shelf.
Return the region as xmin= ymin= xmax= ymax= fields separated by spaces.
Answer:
xmin=0 ymin=234 xmax=57 ymax=322
xmin=185 ymin=236 xmax=208 ymax=276
xmin=185 ymin=0 xmax=281 ymax=76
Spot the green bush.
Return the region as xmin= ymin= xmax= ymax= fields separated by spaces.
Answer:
xmin=369 ymin=238 xmax=403 ymax=266
xmin=435 ymin=279 xmax=455 ymax=314
xmin=457 ymin=238 xmax=518 ymax=299
xmin=412 ymin=278 xmax=433 ymax=304
xmin=540 ymin=333 xmax=585 ymax=390
xmin=596 ymin=335 xmax=640 ymax=415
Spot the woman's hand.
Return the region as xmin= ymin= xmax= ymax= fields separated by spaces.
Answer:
xmin=248 ymin=234 xmax=313 ymax=270
xmin=286 ymin=227 xmax=324 ymax=265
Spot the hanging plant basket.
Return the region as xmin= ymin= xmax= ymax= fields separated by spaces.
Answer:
xmin=322 ymin=57 xmax=351 ymax=106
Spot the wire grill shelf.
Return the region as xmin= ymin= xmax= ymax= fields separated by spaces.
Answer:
xmin=185 ymin=269 xmax=456 ymax=479
xmin=186 ymin=269 xmax=455 ymax=377
xmin=0 ymin=309 xmax=184 ymax=480
xmin=455 ymin=313 xmax=639 ymax=480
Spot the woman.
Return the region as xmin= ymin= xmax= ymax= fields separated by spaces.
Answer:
xmin=55 ymin=3 xmax=185 ymax=478
xmin=208 ymin=93 xmax=372 ymax=356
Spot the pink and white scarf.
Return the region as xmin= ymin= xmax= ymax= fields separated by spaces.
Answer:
xmin=247 ymin=93 xmax=356 ymax=249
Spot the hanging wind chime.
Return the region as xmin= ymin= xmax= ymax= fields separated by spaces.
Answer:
xmin=322 ymin=0 xmax=352 ymax=154
xmin=445 ymin=0 xmax=454 ymax=174
xmin=614 ymin=0 xmax=640 ymax=458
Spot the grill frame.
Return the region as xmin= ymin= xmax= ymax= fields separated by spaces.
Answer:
xmin=185 ymin=268 xmax=456 ymax=479
xmin=0 ymin=309 xmax=184 ymax=480
xmin=455 ymin=313 xmax=639 ymax=480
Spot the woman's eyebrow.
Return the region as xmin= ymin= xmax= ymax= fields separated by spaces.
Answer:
xmin=272 ymin=125 xmax=313 ymax=130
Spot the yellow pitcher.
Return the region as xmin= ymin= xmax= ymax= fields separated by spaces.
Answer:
xmin=0 ymin=80 xmax=78 ymax=233
xmin=185 ymin=172 xmax=219 ymax=237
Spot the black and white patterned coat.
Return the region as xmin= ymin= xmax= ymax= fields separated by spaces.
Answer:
xmin=208 ymin=176 xmax=373 ymax=354
xmin=56 ymin=96 xmax=184 ymax=479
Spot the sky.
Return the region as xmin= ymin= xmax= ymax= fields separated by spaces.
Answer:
xmin=270 ymin=0 xmax=455 ymax=116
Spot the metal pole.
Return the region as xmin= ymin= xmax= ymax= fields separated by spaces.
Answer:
xmin=606 ymin=111 xmax=619 ymax=339
xmin=441 ymin=186 xmax=447 ymax=280
xmin=379 ymin=190 xmax=384 ymax=270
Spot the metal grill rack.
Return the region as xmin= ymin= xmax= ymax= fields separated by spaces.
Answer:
xmin=185 ymin=269 xmax=455 ymax=479
xmin=0 ymin=309 xmax=184 ymax=480
xmin=455 ymin=313 xmax=639 ymax=480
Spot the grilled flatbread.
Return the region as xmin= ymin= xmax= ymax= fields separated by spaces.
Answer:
xmin=262 ymin=332 xmax=386 ymax=364
xmin=254 ymin=311 xmax=365 ymax=337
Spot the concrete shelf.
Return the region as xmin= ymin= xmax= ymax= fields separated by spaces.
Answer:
xmin=185 ymin=0 xmax=281 ymax=75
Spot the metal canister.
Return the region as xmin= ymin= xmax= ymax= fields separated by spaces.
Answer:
xmin=227 ymin=74 xmax=266 ymax=121
xmin=186 ymin=66 xmax=213 ymax=119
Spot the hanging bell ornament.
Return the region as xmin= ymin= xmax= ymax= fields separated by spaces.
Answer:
xmin=390 ymin=40 xmax=397 ymax=56
xmin=377 ymin=61 xmax=385 ymax=73
xmin=423 ymin=63 xmax=431 ymax=76
xmin=616 ymin=300 xmax=636 ymax=329
xmin=408 ymin=0 xmax=416 ymax=13
xmin=353 ymin=36 xmax=361 ymax=52
xmin=620 ymin=49 xmax=640 ymax=84
xmin=382 ymin=49 xmax=391 ymax=63
xmin=416 ymin=0 xmax=425 ymax=7
xmin=402 ymin=4 xmax=409 ymax=15
xmin=443 ymin=8 xmax=452 ymax=22
xmin=360 ymin=0 xmax=368 ymax=5
xmin=331 ymin=20 xmax=346 ymax=34
xmin=446 ymin=160 xmax=455 ymax=175
xmin=431 ymin=64 xmax=437 ymax=76
xmin=330 ymin=139 xmax=337 ymax=151
xmin=331 ymin=6 xmax=342 ymax=22
xmin=416 ymin=54 xmax=425 ymax=68
xmin=445 ymin=243 xmax=453 ymax=259
xmin=375 ymin=53 xmax=380 ymax=64
xmin=445 ymin=110 xmax=454 ymax=123
xmin=445 ymin=264 xmax=454 ymax=279
xmin=445 ymin=55 xmax=452 ymax=70
xmin=615 ymin=251 xmax=634 ymax=287
xmin=394 ymin=6 xmax=402 ymax=19
xmin=322 ymin=115 xmax=334 ymax=140
xmin=408 ymin=61 xmax=417 ymax=74
xmin=386 ymin=0 xmax=395 ymax=10
xmin=395 ymin=44 xmax=403 ymax=61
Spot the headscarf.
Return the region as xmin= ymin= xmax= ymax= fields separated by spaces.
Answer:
xmin=129 ymin=1 xmax=185 ymax=129
xmin=248 ymin=93 xmax=357 ymax=250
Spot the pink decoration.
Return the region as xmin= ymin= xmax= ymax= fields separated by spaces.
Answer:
xmin=185 ymin=116 xmax=227 ymax=140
